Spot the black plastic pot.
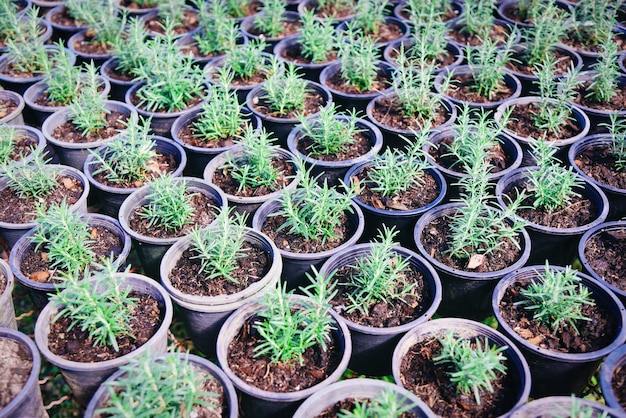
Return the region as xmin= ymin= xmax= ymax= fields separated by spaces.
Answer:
xmin=600 ymin=344 xmax=626 ymax=415
xmin=99 ymin=57 xmax=138 ymax=102
xmin=216 ymin=295 xmax=352 ymax=418
xmin=495 ymin=166 xmax=609 ymax=266
xmin=392 ymin=317 xmax=532 ymax=417
xmin=319 ymin=243 xmax=442 ymax=376
xmin=492 ymin=265 xmax=626 ymax=397
xmin=0 ymin=89 xmax=25 ymax=125
xmin=118 ymin=177 xmax=227 ymax=280
xmin=273 ymin=35 xmax=338 ymax=83
xmin=509 ymin=396 xmax=622 ymax=417
xmin=0 ymin=259 xmax=16 ymax=329
xmin=44 ymin=5 xmax=86 ymax=42
xmin=413 ymin=202 xmax=531 ymax=320
xmin=67 ymin=29 xmax=112 ymax=67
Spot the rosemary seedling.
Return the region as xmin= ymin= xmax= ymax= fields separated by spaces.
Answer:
xmin=220 ymin=125 xmax=283 ymax=193
xmin=222 ymin=0 xmax=253 ymax=19
xmin=191 ymin=0 xmax=241 ymax=57
xmin=521 ymin=2 xmax=567 ymax=68
xmin=465 ymin=34 xmax=516 ymax=100
xmin=457 ymin=0 xmax=495 ymax=40
xmin=433 ymin=331 xmax=508 ymax=405
xmin=585 ymin=40 xmax=622 ymax=104
xmin=254 ymin=272 xmax=336 ymax=365
xmin=351 ymin=0 xmax=389 ymax=38
xmin=337 ymin=24 xmax=380 ymax=92
xmin=39 ymin=44 xmax=86 ymax=106
xmin=67 ymin=63 xmax=111 ymax=137
xmin=222 ymin=39 xmax=273 ymax=80
xmin=260 ymin=62 xmax=311 ymax=116
xmin=0 ymin=125 xmax=34 ymax=167
xmin=154 ymin=0 xmax=186 ymax=29
xmin=49 ymin=261 xmax=137 ymax=352
xmin=299 ymin=9 xmax=336 ymax=64
xmin=295 ymin=104 xmax=361 ymax=157
xmin=3 ymin=13 xmax=54 ymax=76
xmin=65 ymin=0 xmax=126 ymax=48
xmin=253 ymin=0 xmax=287 ymax=38
xmin=403 ymin=0 xmax=451 ymax=27
xmin=516 ymin=263 xmax=594 ymax=334
xmin=604 ymin=114 xmax=626 ymax=172
xmin=553 ymin=395 xmax=610 ymax=418
xmin=567 ymin=0 xmax=618 ymax=51
xmin=402 ymin=19 xmax=449 ymax=69
xmin=189 ymin=209 xmax=249 ymax=284
xmin=3 ymin=147 xmax=57 ymax=200
xmin=0 ymin=0 xmax=21 ymax=44
xmin=97 ymin=350 xmax=218 ymax=417
xmin=110 ymin=17 xmax=149 ymax=77
xmin=139 ymin=174 xmax=195 ymax=232
xmin=337 ymin=388 xmax=417 ymax=418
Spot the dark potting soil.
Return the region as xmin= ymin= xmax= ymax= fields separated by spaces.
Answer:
xmin=0 ymin=98 xmax=18 ymax=119
xmin=278 ymin=42 xmax=337 ymax=65
xmin=304 ymin=1 xmax=354 ymax=19
xmin=226 ymin=314 xmax=342 ymax=392
xmin=251 ymin=90 xmax=326 ymax=119
xmin=71 ymin=29 xmax=112 ymax=56
xmin=560 ymin=31 xmax=626 ymax=54
xmin=47 ymin=293 xmax=163 ymax=362
xmin=428 ymin=136 xmax=511 ymax=174
xmin=396 ymin=4 xmax=459 ymax=21
xmin=49 ymin=7 xmax=82 ymax=28
xmin=0 ymin=338 xmax=32 ymax=409
xmin=612 ymin=365 xmax=626 ymax=411
xmin=499 ymin=2 xmax=569 ymax=26
xmin=505 ymin=49 xmax=574 ymax=77
xmin=498 ymin=280 xmax=618 ymax=353
xmin=20 ymin=225 xmax=125 ymax=284
xmin=211 ymin=156 xmax=295 ymax=197
xmin=0 ymin=176 xmax=84 ymax=224
xmin=261 ymin=212 xmax=354 ymax=254
xmin=420 ymin=211 xmax=523 ymax=273
xmin=352 ymin=166 xmax=441 ymax=211
xmin=247 ymin=20 xmax=302 ymax=39
xmin=118 ymin=0 xmax=158 ymax=9
xmin=50 ymin=111 xmax=130 ymax=143
xmin=447 ymin=24 xmax=512 ymax=47
xmin=91 ymin=153 xmax=179 ymax=189
xmin=295 ymin=131 xmax=372 ymax=162
xmin=330 ymin=263 xmax=429 ymax=328
xmin=574 ymin=82 xmax=626 ymax=113
xmin=504 ymin=102 xmax=582 ymax=142
xmin=386 ymin=47 xmax=459 ymax=70
xmin=583 ymin=227 xmax=626 ymax=293
xmin=317 ymin=398 xmax=418 ymax=418
xmin=324 ymin=70 xmax=390 ymax=95
xmin=503 ymin=185 xmax=596 ymax=229
xmin=143 ymin=9 xmax=200 ymax=36
xmin=573 ymin=143 xmax=626 ymax=190
xmin=399 ymin=335 xmax=518 ymax=417
xmin=169 ymin=243 xmax=271 ymax=297
xmin=128 ymin=192 xmax=218 ymax=239
xmin=1 ymin=132 xmax=38 ymax=163
xmin=102 ymin=64 xmax=134 ymax=82
xmin=129 ymin=90 xmax=206 ymax=113
xmin=363 ymin=21 xmax=405 ymax=44
xmin=444 ymin=73 xmax=516 ymax=104
xmin=34 ymin=82 xmax=107 ymax=107
xmin=177 ymin=117 xmax=250 ymax=149
xmin=370 ymin=96 xmax=451 ymax=132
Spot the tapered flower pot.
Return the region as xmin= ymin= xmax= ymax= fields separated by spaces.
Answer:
xmin=0 ymin=90 xmax=25 ymax=125
xmin=600 ymin=344 xmax=626 ymax=415
xmin=239 ymin=11 xmax=302 ymax=53
xmin=0 ymin=260 xmax=16 ymax=329
xmin=273 ymin=36 xmax=338 ymax=83
xmin=99 ymin=57 xmax=138 ymax=102
xmin=509 ymin=396 xmax=621 ymax=417
xmin=0 ymin=125 xmax=46 ymax=175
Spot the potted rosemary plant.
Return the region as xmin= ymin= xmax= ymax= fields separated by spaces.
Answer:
xmin=140 ymin=0 xmax=199 ymax=37
xmin=0 ymin=89 xmax=25 ymax=125
xmin=239 ymin=0 xmax=301 ymax=52
xmin=0 ymin=124 xmax=46 ymax=174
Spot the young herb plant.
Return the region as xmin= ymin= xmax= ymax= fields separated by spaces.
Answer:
xmin=568 ymin=0 xmax=618 ymax=51
xmin=39 ymin=44 xmax=86 ymax=106
xmin=403 ymin=0 xmax=451 ymax=27
xmin=49 ymin=260 xmax=137 ymax=352
xmin=299 ymin=9 xmax=336 ymax=64
xmin=433 ymin=331 xmax=508 ymax=405
xmin=97 ymin=350 xmax=218 ymax=417
xmin=253 ymin=0 xmax=287 ymax=38
xmin=457 ymin=0 xmax=495 ymax=40
xmin=515 ymin=262 xmax=594 ymax=334
xmin=337 ymin=24 xmax=381 ymax=92
xmin=465 ymin=34 xmax=516 ymax=100
xmin=585 ymin=40 xmax=622 ymax=104
xmin=139 ymin=174 xmax=195 ymax=232
xmin=260 ymin=62 xmax=311 ymax=116
xmin=604 ymin=114 xmax=626 ymax=172
xmin=222 ymin=0 xmax=253 ymax=19
xmin=67 ymin=63 xmax=111 ymax=137
xmin=3 ymin=12 xmax=54 ymax=76
xmin=222 ymin=39 xmax=273 ymax=81
xmin=3 ymin=147 xmax=57 ymax=200
xmin=295 ymin=104 xmax=361 ymax=157
xmin=0 ymin=0 xmax=21 ymax=44
xmin=521 ymin=2 xmax=567 ymax=68
xmin=553 ymin=395 xmax=610 ymax=418
xmin=403 ymin=19 xmax=449 ymax=69
xmin=66 ymin=0 xmax=126 ymax=48
xmin=191 ymin=0 xmax=241 ymax=57
xmin=337 ymin=388 xmax=417 ymax=418
xmin=110 ymin=16 xmax=149 ymax=77
xmin=0 ymin=125 xmax=34 ymax=168
xmin=352 ymin=0 xmax=389 ymax=38
xmin=154 ymin=0 xmax=186 ymax=29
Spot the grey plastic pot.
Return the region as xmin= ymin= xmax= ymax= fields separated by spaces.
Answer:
xmin=568 ymin=134 xmax=626 ymax=221
xmin=509 ymin=396 xmax=622 ymax=417
xmin=0 ymin=125 xmax=46 ymax=175
xmin=0 ymin=328 xmax=47 ymax=418
xmin=68 ymin=28 xmax=112 ymax=67
xmin=492 ymin=265 xmax=626 ymax=397
xmin=319 ymin=243 xmax=442 ymax=376
xmin=83 ymin=136 xmax=187 ymax=218
xmin=252 ymin=194 xmax=365 ymax=290
xmin=392 ymin=317 xmax=532 ymax=417
xmin=413 ymin=202 xmax=531 ymax=320
xmin=84 ymin=352 xmax=239 ymax=417
xmin=494 ymin=96 xmax=591 ymax=165
xmin=216 ymin=295 xmax=352 ymax=418
xmin=30 ymin=0 xmax=63 ymax=14
xmin=124 ymin=81 xmax=208 ymax=138
xmin=0 ymin=164 xmax=89 ymax=249
xmin=203 ymin=147 xmax=299 ymax=222
xmin=0 ymin=259 xmax=16 ymax=330
xmin=344 ymin=163 xmax=447 ymax=248
xmin=34 ymin=272 xmax=174 ymax=406
xmin=160 ymin=227 xmax=282 ymax=356
xmin=0 ymin=89 xmax=25 ymax=125
xmin=99 ymin=57 xmax=138 ymax=102
xmin=578 ymin=221 xmax=626 ymax=305
xmin=292 ymin=378 xmax=437 ymax=418
xmin=118 ymin=177 xmax=228 ymax=280
xmin=600 ymin=344 xmax=626 ymax=415
xmin=9 ymin=213 xmax=132 ymax=308
xmin=23 ymin=76 xmax=112 ymax=128
xmin=287 ymin=114 xmax=383 ymax=188
xmin=495 ymin=166 xmax=609 ymax=266
xmin=41 ymin=100 xmax=135 ymax=170
xmin=273 ymin=36 xmax=338 ymax=83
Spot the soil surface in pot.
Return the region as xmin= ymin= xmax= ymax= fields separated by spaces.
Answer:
xmin=505 ymin=49 xmax=574 ymax=77
xmin=47 ymin=292 xmax=163 ymax=362
xmin=503 ymin=186 xmax=596 ymax=228
xmin=386 ymin=47 xmax=458 ymax=70
xmin=399 ymin=335 xmax=518 ymax=417
xmin=318 ymin=398 xmax=418 ymax=418
xmin=498 ymin=279 xmax=619 ymax=353
xmin=352 ymin=167 xmax=440 ymax=211
xmin=169 ymin=242 xmax=270 ymax=296
xmin=612 ymin=366 xmax=626 ymax=411
xmin=261 ymin=212 xmax=355 ymax=254
xmin=573 ymin=82 xmax=626 ymax=113
xmin=295 ymin=131 xmax=371 ymax=162
xmin=499 ymin=2 xmax=569 ymax=25
xmin=247 ymin=20 xmax=301 ymax=39
xmin=143 ymin=9 xmax=199 ymax=36
xmin=227 ymin=313 xmax=342 ymax=392
xmin=128 ymin=192 xmax=218 ymax=239
xmin=90 ymin=153 xmax=179 ymax=189
xmin=251 ymin=90 xmax=325 ymax=119
xmin=49 ymin=7 xmax=82 ymax=29
xmin=360 ymin=21 xmax=405 ymax=44
xmin=573 ymin=143 xmax=626 ymax=190
xmin=19 ymin=225 xmax=124 ymax=284
xmin=0 ymin=337 xmax=32 ymax=409
xmin=448 ymin=24 xmax=511 ymax=47
xmin=303 ymin=1 xmax=353 ymax=19
xmin=0 ymin=98 xmax=19 ymax=119
xmin=129 ymin=89 xmax=206 ymax=114
xmin=324 ymin=71 xmax=390 ymax=95
xmin=176 ymin=117 xmax=252 ymax=149
xmin=50 ymin=111 xmax=130 ymax=143
xmin=444 ymin=73 xmax=516 ymax=104
xmin=504 ymin=102 xmax=582 ymax=142
xmin=560 ymin=32 xmax=626 ymax=54
xmin=211 ymin=156 xmax=295 ymax=197
xmin=583 ymin=227 xmax=626 ymax=293
xmin=102 ymin=64 xmax=134 ymax=82
xmin=330 ymin=263 xmax=429 ymax=327
xmin=278 ymin=42 xmax=337 ymax=65
xmin=0 ymin=132 xmax=38 ymax=164
xmin=370 ymin=96 xmax=450 ymax=131
xmin=428 ymin=136 xmax=511 ymax=175
xmin=71 ymin=29 xmax=112 ymax=56
xmin=420 ymin=211 xmax=523 ymax=272
xmin=0 ymin=176 xmax=84 ymax=224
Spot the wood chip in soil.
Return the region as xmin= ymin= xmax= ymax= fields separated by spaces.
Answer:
xmin=612 ymin=365 xmax=626 ymax=411
xmin=0 ymin=338 xmax=32 ymax=409
xmin=0 ymin=98 xmax=18 ymax=119
xmin=583 ymin=228 xmax=626 ymax=293
xmin=0 ymin=271 xmax=6 ymax=295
